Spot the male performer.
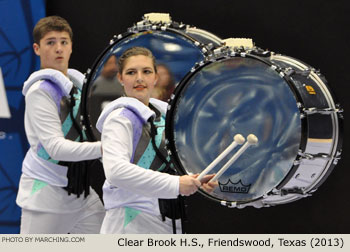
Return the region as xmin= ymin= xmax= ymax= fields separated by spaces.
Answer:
xmin=16 ymin=16 xmax=105 ymax=233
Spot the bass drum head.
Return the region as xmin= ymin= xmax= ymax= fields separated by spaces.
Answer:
xmin=83 ymin=25 xmax=222 ymax=141
xmin=166 ymin=55 xmax=302 ymax=204
xmin=109 ymin=31 xmax=207 ymax=83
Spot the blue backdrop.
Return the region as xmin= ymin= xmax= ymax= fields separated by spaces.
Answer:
xmin=0 ymin=0 xmax=45 ymax=234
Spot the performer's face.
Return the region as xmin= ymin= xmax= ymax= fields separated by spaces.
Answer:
xmin=118 ymin=55 xmax=158 ymax=106
xmin=33 ymin=31 xmax=72 ymax=76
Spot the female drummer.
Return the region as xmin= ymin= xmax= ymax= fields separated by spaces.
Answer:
xmin=96 ymin=47 xmax=216 ymax=234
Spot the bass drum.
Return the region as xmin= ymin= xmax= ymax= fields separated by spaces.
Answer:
xmin=165 ymin=47 xmax=343 ymax=208
xmin=81 ymin=13 xmax=223 ymax=141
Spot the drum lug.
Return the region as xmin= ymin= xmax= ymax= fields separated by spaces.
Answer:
xmin=270 ymin=187 xmax=311 ymax=197
xmin=270 ymin=64 xmax=284 ymax=77
xmin=302 ymin=69 xmax=313 ymax=77
xmin=213 ymin=47 xmax=223 ymax=56
xmin=221 ymin=200 xmax=233 ymax=207
xmin=108 ymin=35 xmax=116 ymax=44
xmin=198 ymin=61 xmax=205 ymax=66
xmin=221 ymin=200 xmax=237 ymax=208
xmin=298 ymin=150 xmax=318 ymax=160
xmin=296 ymin=149 xmax=341 ymax=166
xmin=213 ymin=46 xmax=230 ymax=58
xmin=285 ymin=68 xmax=313 ymax=78
xmin=207 ymin=42 xmax=215 ymax=50
xmin=271 ymin=64 xmax=287 ymax=80
xmin=303 ymin=107 xmax=344 ymax=115
xmin=221 ymin=200 xmax=272 ymax=209
xmin=333 ymin=150 xmax=342 ymax=165
xmin=270 ymin=64 xmax=278 ymax=71
xmin=250 ymin=48 xmax=271 ymax=57
xmin=297 ymin=102 xmax=303 ymax=109
xmin=283 ymin=67 xmax=295 ymax=76
xmin=175 ymin=22 xmax=186 ymax=29
xmin=296 ymin=103 xmax=307 ymax=119
xmin=336 ymin=104 xmax=344 ymax=119
xmin=297 ymin=150 xmax=333 ymax=161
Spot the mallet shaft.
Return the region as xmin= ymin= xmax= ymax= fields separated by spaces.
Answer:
xmin=197 ymin=134 xmax=245 ymax=181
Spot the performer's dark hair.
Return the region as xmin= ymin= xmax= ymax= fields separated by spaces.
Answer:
xmin=118 ymin=47 xmax=157 ymax=74
xmin=33 ymin=16 xmax=73 ymax=44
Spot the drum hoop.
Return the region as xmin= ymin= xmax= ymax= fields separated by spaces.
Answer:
xmin=81 ymin=31 xmax=133 ymax=141
xmin=165 ymin=59 xmax=213 ymax=176
xmin=196 ymin=187 xmax=267 ymax=208
xmin=165 ymin=51 xmax=311 ymax=204
xmin=82 ymin=25 xmax=215 ymax=141
xmin=185 ymin=27 xmax=223 ymax=47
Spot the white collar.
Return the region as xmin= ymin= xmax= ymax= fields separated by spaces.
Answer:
xmin=22 ymin=68 xmax=84 ymax=96
xmin=96 ymin=97 xmax=168 ymax=133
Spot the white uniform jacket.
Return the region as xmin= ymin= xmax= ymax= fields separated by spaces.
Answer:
xmin=96 ymin=97 xmax=180 ymax=216
xmin=16 ymin=68 xmax=102 ymax=213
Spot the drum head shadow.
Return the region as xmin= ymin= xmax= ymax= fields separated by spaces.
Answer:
xmin=169 ymin=57 xmax=302 ymax=202
xmin=86 ymin=30 xmax=213 ymax=140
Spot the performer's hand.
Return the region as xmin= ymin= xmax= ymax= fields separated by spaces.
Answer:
xmin=179 ymin=175 xmax=201 ymax=196
xmin=199 ymin=174 xmax=219 ymax=193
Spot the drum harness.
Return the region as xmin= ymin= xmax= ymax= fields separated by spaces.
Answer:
xmin=60 ymin=86 xmax=99 ymax=198
xmin=148 ymin=107 xmax=187 ymax=234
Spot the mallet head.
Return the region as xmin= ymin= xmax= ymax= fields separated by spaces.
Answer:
xmin=247 ymin=134 xmax=258 ymax=145
xmin=234 ymin=134 xmax=245 ymax=145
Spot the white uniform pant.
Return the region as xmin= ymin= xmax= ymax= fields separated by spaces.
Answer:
xmin=20 ymin=197 xmax=105 ymax=234
xmin=100 ymin=207 xmax=182 ymax=234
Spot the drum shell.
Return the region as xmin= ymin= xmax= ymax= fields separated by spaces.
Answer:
xmin=263 ymin=55 xmax=343 ymax=205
